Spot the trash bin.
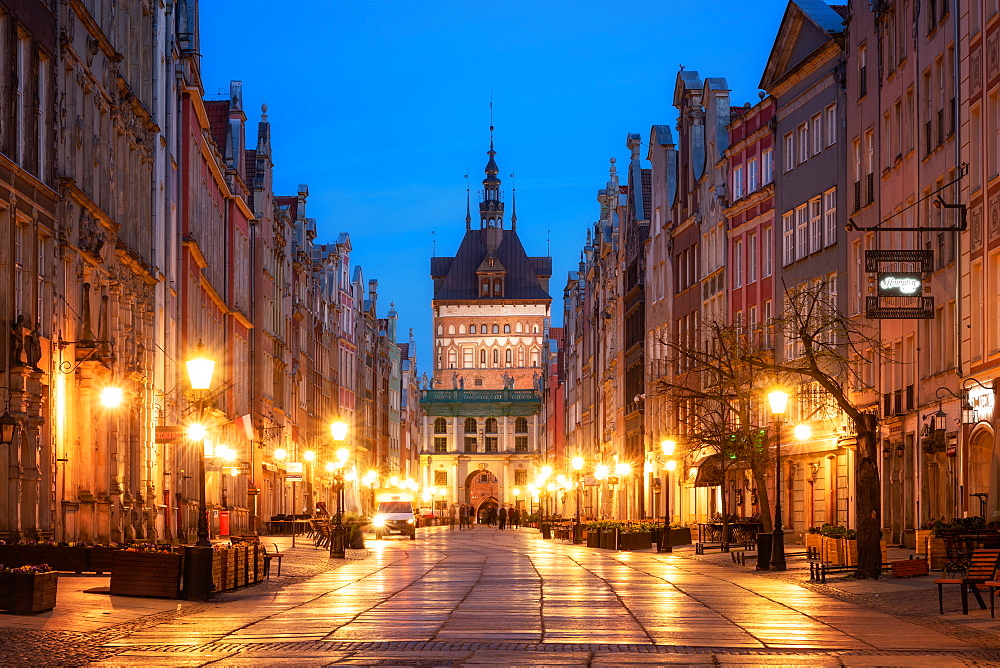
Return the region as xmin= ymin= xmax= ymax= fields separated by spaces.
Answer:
xmin=541 ymin=522 xmax=551 ymax=539
xmin=219 ymin=510 xmax=230 ymax=536
xmin=756 ymin=532 xmax=773 ymax=571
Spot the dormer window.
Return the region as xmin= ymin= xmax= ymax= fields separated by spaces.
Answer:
xmin=480 ymin=278 xmax=491 ymax=297
xmin=493 ymin=278 xmax=503 ymax=297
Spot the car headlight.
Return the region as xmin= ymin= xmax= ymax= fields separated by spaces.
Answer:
xmin=373 ymin=516 xmax=386 ymax=528
xmin=406 ymin=519 xmax=414 ymax=524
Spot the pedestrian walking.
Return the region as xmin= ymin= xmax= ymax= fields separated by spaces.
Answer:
xmin=498 ymin=505 xmax=507 ymax=530
xmin=448 ymin=503 xmax=458 ymax=531
xmin=458 ymin=504 xmax=467 ymax=529
xmin=489 ymin=506 xmax=497 ymax=526
xmin=509 ymin=506 xmax=520 ymax=529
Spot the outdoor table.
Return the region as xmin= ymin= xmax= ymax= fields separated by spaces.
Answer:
xmin=697 ymin=521 xmax=764 ymax=546
xmin=265 ymin=520 xmax=311 ymax=535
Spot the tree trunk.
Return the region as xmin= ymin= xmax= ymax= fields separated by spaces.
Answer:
xmin=854 ymin=413 xmax=882 ymax=579
xmin=753 ymin=465 xmax=773 ymax=532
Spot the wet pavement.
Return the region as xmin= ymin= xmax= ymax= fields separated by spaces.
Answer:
xmin=2 ymin=526 xmax=1000 ymax=665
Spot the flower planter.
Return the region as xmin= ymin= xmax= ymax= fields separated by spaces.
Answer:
xmin=586 ymin=529 xmax=600 ymax=548
xmin=90 ymin=547 xmax=116 ymax=574
xmin=110 ymin=551 xmax=182 ymax=598
xmin=0 ymin=571 xmax=58 ymax=613
xmin=0 ymin=546 xmax=87 ymax=573
xmin=619 ymin=531 xmax=652 ymax=551
xmin=663 ymin=527 xmax=692 ymax=547
xmin=821 ymin=536 xmax=845 ymax=565
xmin=927 ymin=537 xmax=948 ymax=570
xmin=600 ymin=528 xmax=618 ymax=550
xmin=915 ymin=530 xmax=934 ymax=557
xmin=805 ymin=533 xmax=823 ymax=555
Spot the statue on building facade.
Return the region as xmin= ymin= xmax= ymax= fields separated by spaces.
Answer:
xmin=9 ymin=315 xmax=26 ymax=367
xmin=25 ymin=322 xmax=42 ymax=371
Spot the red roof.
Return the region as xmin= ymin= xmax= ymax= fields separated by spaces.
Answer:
xmin=204 ymin=100 xmax=230 ymax=155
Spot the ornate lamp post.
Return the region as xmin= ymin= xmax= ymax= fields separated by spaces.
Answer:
xmin=659 ymin=440 xmax=676 ymax=553
xmin=186 ymin=340 xmax=216 ymax=548
xmin=768 ymin=389 xmax=789 ymax=572
xmin=329 ymin=421 xmax=349 ymax=558
xmin=571 ymin=456 xmax=584 ymax=543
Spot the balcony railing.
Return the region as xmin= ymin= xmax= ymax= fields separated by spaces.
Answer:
xmin=422 ymin=389 xmax=540 ymax=403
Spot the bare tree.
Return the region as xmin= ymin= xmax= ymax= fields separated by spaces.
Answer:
xmin=749 ymin=278 xmax=885 ymax=579
xmin=654 ymin=318 xmax=779 ymax=541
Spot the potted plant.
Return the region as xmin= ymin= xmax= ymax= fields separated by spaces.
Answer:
xmin=0 ymin=564 xmax=58 ymax=614
xmin=110 ymin=544 xmax=182 ymax=598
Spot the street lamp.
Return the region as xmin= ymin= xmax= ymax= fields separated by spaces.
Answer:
xmin=186 ymin=340 xmax=215 ymax=548
xmin=768 ymin=389 xmax=789 ymax=572
xmin=571 ymin=456 xmax=585 ymax=543
xmin=329 ymin=423 xmax=349 ymax=559
xmin=659 ymin=440 xmax=676 ymax=553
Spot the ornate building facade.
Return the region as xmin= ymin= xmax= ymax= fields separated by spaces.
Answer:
xmin=420 ymin=134 xmax=551 ymax=518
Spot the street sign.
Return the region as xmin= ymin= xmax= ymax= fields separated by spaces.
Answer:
xmin=286 ymin=462 xmax=303 ymax=482
xmin=154 ymin=425 xmax=184 ymax=443
xmin=583 ymin=475 xmax=598 ymax=486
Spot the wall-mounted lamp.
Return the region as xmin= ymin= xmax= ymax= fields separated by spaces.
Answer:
xmin=0 ymin=388 xmax=17 ymax=445
xmin=882 ymin=446 xmax=891 ymax=459
xmin=895 ymin=442 xmax=905 ymax=457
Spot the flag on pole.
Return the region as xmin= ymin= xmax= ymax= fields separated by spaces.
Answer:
xmin=234 ymin=414 xmax=255 ymax=441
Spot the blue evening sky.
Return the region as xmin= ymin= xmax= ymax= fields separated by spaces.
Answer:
xmin=199 ymin=0 xmax=789 ymax=367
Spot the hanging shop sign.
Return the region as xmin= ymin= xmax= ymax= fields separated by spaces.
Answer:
xmin=865 ymin=250 xmax=934 ymax=319
xmin=154 ymin=426 xmax=184 ymax=443
xmin=286 ymin=462 xmax=303 ymax=482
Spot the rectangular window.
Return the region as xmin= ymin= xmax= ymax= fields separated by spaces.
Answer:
xmin=747 ymin=158 xmax=758 ymax=193
xmin=858 ymin=44 xmax=868 ymax=98
xmin=797 ymin=123 xmax=809 ymax=164
xmin=434 ymin=437 xmax=448 ymax=453
xmin=784 ymin=133 xmax=794 ymax=172
xmin=732 ymin=165 xmax=743 ymax=200
xmin=515 ymin=470 xmax=528 ymax=486
xmin=826 ymin=104 xmax=837 ymax=146
xmin=37 ymin=55 xmax=48 ymax=178
xmin=795 ymin=205 xmax=809 ymax=260
xmin=809 ymin=197 xmax=822 ymax=254
xmin=823 ymin=188 xmax=837 ymax=247
xmin=15 ymin=32 xmax=28 ymax=165
xmin=434 ymin=470 xmax=448 ymax=486
xmin=811 ymin=113 xmax=822 ymax=154
xmin=514 ymin=436 xmax=528 ymax=452
xmin=733 ymin=239 xmax=743 ymax=288
xmin=782 ymin=212 xmax=795 ymax=266
xmin=485 ymin=436 xmax=498 ymax=452
xmin=762 ymin=148 xmax=774 ymax=183
xmin=464 ymin=436 xmax=477 ymax=452
xmin=748 ymin=233 xmax=758 ymax=283
xmin=763 ymin=226 xmax=773 ymax=277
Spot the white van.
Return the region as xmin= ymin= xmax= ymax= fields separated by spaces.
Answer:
xmin=372 ymin=500 xmax=416 ymax=539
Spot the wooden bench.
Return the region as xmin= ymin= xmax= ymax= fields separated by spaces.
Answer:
xmin=935 ymin=548 xmax=1000 ymax=614
xmin=891 ymin=557 xmax=929 ymax=578
xmin=809 ymin=561 xmax=893 ymax=583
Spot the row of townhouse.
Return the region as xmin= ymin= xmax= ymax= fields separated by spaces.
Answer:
xmin=560 ymin=0 xmax=1000 ymax=544
xmin=0 ymin=0 xmax=418 ymax=544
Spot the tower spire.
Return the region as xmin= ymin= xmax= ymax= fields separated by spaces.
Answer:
xmin=480 ymin=121 xmax=503 ymax=229
xmin=465 ymin=174 xmax=471 ymax=230
xmin=510 ymin=172 xmax=517 ymax=230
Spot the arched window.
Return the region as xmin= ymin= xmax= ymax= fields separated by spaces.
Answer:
xmin=515 ymin=417 xmax=529 ymax=433
xmin=515 ymin=322 xmax=523 ymax=333
xmin=505 ymin=349 xmax=512 ymax=365
xmin=530 ymin=347 xmax=540 ymax=367
xmin=485 ymin=418 xmax=498 ymax=433
xmin=493 ymin=348 xmax=499 ymax=365
xmin=480 ymin=349 xmax=486 ymax=366
xmin=464 ymin=417 xmax=478 ymax=433
xmin=437 ymin=325 xmax=443 ymax=335
xmin=503 ymin=324 xmax=511 ymax=334
xmin=532 ymin=324 xmax=539 ymax=333
xmin=434 ymin=418 xmax=448 ymax=434
xmin=518 ymin=347 xmax=525 ymax=366
xmin=448 ymin=324 xmax=456 ymax=334
xmin=469 ymin=324 xmax=477 ymax=334
xmin=458 ymin=324 xmax=465 ymax=334
xmin=448 ymin=348 xmax=457 ymax=367
xmin=492 ymin=324 xmax=500 ymax=334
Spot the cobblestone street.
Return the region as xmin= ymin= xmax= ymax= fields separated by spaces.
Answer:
xmin=0 ymin=528 xmax=999 ymax=665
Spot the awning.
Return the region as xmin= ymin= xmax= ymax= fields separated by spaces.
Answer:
xmin=693 ymin=453 xmax=724 ymax=487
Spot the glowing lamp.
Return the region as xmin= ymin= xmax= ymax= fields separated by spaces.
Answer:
xmin=186 ymin=340 xmax=215 ymax=391
xmin=325 ymin=462 xmax=336 ymax=472
xmin=336 ymin=448 xmax=349 ymax=463
xmin=188 ymin=423 xmax=207 ymax=441
xmin=571 ymin=456 xmax=584 ymax=471
xmin=661 ymin=439 xmax=676 ymax=456
xmin=665 ymin=460 xmax=677 ymax=472
xmin=274 ymin=448 xmax=287 ymax=460
xmin=331 ymin=421 xmax=349 ymax=441
xmin=594 ymin=464 xmax=609 ymax=480
xmin=229 ymin=467 xmax=239 ymax=477
xmin=615 ymin=462 xmax=631 ymax=476
xmin=304 ymin=450 xmax=316 ymax=462
xmin=794 ymin=424 xmax=811 ymax=441
xmin=768 ymin=390 xmax=789 ymax=415
xmin=100 ymin=387 xmax=124 ymax=408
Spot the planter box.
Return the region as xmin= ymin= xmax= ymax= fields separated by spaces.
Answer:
xmin=0 ymin=546 xmax=87 ymax=573
xmin=90 ymin=547 xmax=116 ymax=574
xmin=664 ymin=527 xmax=692 ymax=547
xmin=915 ymin=530 xmax=934 ymax=557
xmin=821 ymin=536 xmax=845 ymax=564
xmin=586 ymin=530 xmax=600 ymax=548
xmin=927 ymin=537 xmax=948 ymax=570
xmin=806 ymin=533 xmax=823 ymax=555
xmin=110 ymin=551 xmax=182 ymax=598
xmin=619 ymin=531 xmax=652 ymax=551
xmin=0 ymin=571 xmax=58 ymax=613
xmin=600 ymin=529 xmax=618 ymax=550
